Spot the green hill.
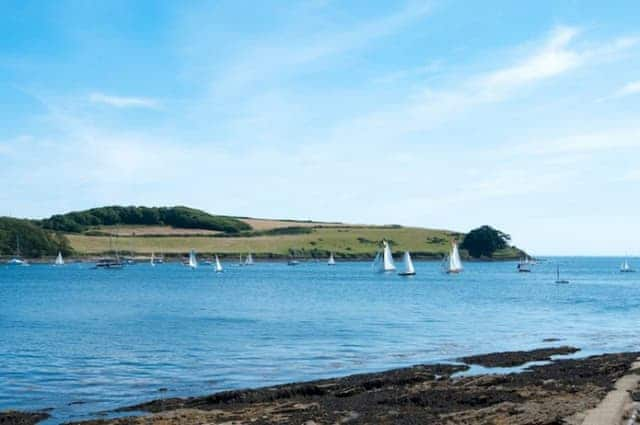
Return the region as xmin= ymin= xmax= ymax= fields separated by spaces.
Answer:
xmin=1 ymin=206 xmax=526 ymax=260
xmin=39 ymin=206 xmax=251 ymax=234
xmin=0 ymin=217 xmax=72 ymax=258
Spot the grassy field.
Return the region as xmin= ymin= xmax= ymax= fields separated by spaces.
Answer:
xmin=67 ymin=226 xmax=453 ymax=257
xmin=65 ymin=223 xmax=523 ymax=260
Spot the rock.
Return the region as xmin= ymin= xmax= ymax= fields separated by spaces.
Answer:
xmin=0 ymin=411 xmax=50 ymax=425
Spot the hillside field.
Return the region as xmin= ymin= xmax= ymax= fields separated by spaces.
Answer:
xmin=65 ymin=220 xmax=523 ymax=259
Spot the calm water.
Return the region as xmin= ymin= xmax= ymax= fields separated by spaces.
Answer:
xmin=1 ymin=258 xmax=639 ymax=423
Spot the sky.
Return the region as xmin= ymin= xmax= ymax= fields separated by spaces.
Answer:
xmin=1 ymin=0 xmax=639 ymax=255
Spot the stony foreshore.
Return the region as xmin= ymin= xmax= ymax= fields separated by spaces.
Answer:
xmin=4 ymin=347 xmax=640 ymax=425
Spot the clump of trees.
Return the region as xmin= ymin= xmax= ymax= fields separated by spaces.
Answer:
xmin=461 ymin=225 xmax=511 ymax=258
xmin=39 ymin=206 xmax=251 ymax=234
xmin=0 ymin=217 xmax=72 ymax=257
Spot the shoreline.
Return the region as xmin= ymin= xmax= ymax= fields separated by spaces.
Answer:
xmin=1 ymin=254 xmax=526 ymax=264
xmin=5 ymin=346 xmax=640 ymax=425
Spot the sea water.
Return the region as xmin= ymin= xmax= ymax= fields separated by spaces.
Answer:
xmin=1 ymin=258 xmax=638 ymax=423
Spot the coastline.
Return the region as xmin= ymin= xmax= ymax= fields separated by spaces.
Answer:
xmin=5 ymin=347 xmax=640 ymax=425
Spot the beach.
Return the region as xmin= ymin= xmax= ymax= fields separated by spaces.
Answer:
xmin=4 ymin=346 xmax=639 ymax=425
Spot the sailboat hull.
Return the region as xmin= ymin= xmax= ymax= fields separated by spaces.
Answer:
xmin=398 ymin=272 xmax=416 ymax=276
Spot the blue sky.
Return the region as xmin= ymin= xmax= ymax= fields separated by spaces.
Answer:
xmin=1 ymin=0 xmax=639 ymax=255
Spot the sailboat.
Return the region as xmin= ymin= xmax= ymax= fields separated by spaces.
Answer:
xmin=555 ymin=265 xmax=569 ymax=284
xmin=95 ymin=234 xmax=124 ymax=269
xmin=620 ymin=258 xmax=635 ymax=273
xmin=327 ymin=252 xmax=336 ymax=266
xmin=398 ymin=251 xmax=416 ymax=276
xmin=444 ymin=241 xmax=463 ymax=274
xmin=215 ymin=255 xmax=223 ymax=272
xmin=244 ymin=253 xmax=254 ymax=266
xmin=188 ymin=249 xmax=198 ymax=268
xmin=150 ymin=252 xmax=156 ymax=267
xmin=373 ymin=240 xmax=396 ymax=272
xmin=54 ymin=251 xmax=64 ymax=266
xmin=7 ymin=235 xmax=28 ymax=266
xmin=517 ymin=256 xmax=532 ymax=272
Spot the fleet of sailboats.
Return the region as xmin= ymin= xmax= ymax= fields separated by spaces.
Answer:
xmin=9 ymin=232 xmax=637 ymax=282
xmin=444 ymin=241 xmax=463 ymax=274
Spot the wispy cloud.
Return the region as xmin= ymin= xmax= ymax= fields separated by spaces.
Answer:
xmin=208 ymin=1 xmax=432 ymax=96
xmin=476 ymin=26 xmax=582 ymax=99
xmin=89 ymin=92 xmax=160 ymax=109
xmin=614 ymin=80 xmax=640 ymax=98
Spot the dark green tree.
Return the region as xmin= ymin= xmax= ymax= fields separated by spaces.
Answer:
xmin=461 ymin=225 xmax=511 ymax=258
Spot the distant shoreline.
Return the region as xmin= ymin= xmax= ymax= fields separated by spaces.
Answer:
xmin=0 ymin=253 xmax=523 ymax=264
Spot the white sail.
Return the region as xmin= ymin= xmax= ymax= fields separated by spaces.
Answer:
xmin=374 ymin=240 xmax=395 ymax=272
xmin=215 ymin=255 xmax=223 ymax=272
xmin=188 ymin=249 xmax=198 ymax=268
xmin=447 ymin=242 xmax=463 ymax=273
xmin=55 ymin=251 xmax=64 ymax=265
xmin=245 ymin=253 xmax=254 ymax=265
xmin=400 ymin=251 xmax=415 ymax=275
xmin=328 ymin=253 xmax=336 ymax=265
xmin=383 ymin=241 xmax=396 ymax=271
xmin=150 ymin=252 xmax=155 ymax=267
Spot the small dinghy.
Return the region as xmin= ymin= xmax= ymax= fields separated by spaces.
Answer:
xmin=373 ymin=240 xmax=396 ymax=272
xmin=398 ymin=251 xmax=416 ymax=276
xmin=187 ymin=249 xmax=198 ymax=269
xmin=444 ymin=241 xmax=463 ymax=274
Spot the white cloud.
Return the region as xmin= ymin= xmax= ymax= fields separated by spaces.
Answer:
xmin=476 ymin=26 xmax=581 ymax=99
xmin=614 ymin=80 xmax=640 ymax=98
xmin=89 ymin=92 xmax=160 ymax=109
